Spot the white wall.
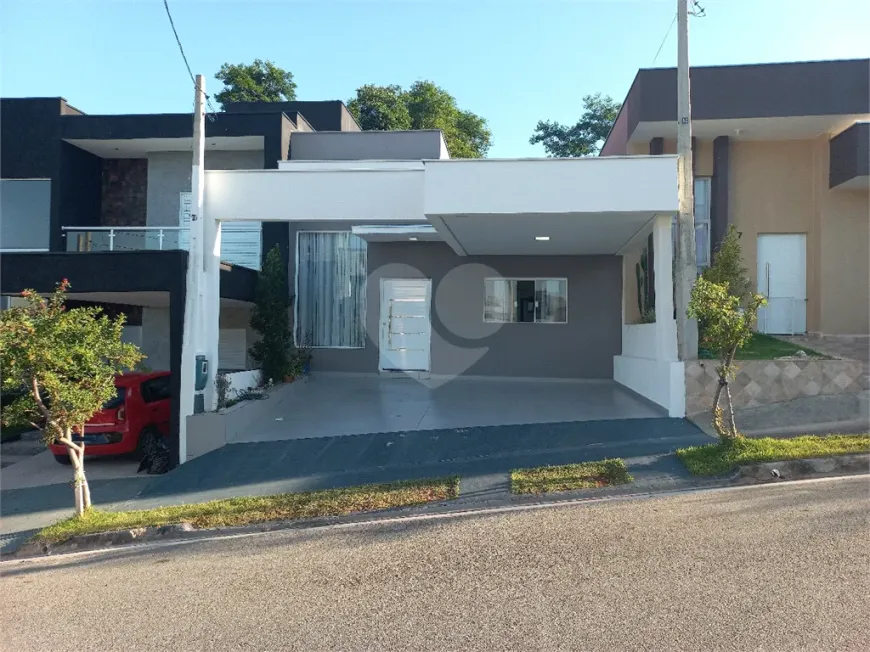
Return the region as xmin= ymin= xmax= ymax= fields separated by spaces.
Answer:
xmin=424 ymin=156 xmax=679 ymax=216
xmin=621 ymin=323 xmax=658 ymax=359
xmin=224 ymin=369 xmax=261 ymax=395
xmin=205 ymin=168 xmax=425 ymax=222
xmin=208 ymin=157 xmax=677 ymax=224
xmin=614 ymin=357 xmax=685 ymax=417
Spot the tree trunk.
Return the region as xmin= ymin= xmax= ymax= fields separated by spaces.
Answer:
xmin=711 ymin=373 xmax=727 ymax=440
xmin=724 ymin=346 xmax=740 ymax=438
xmin=80 ymin=425 xmax=92 ymax=510
xmin=69 ymin=447 xmax=84 ymax=517
xmin=67 ymin=441 xmax=88 ymax=517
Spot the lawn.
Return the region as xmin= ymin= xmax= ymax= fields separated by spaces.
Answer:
xmin=676 ymin=434 xmax=870 ymax=476
xmin=699 ymin=333 xmax=827 ymax=360
xmin=511 ymin=459 xmax=633 ymax=494
xmin=34 ymin=476 xmax=460 ymax=544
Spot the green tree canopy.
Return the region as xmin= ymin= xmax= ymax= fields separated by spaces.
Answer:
xmin=347 ymin=84 xmax=411 ymax=131
xmin=1 ymin=281 xmax=143 ymax=514
xmin=215 ymin=59 xmax=297 ymax=108
xmin=530 ymin=93 xmax=621 ymax=157
xmin=347 ymin=81 xmax=492 ymax=158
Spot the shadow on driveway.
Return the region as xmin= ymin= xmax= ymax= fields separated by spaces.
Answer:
xmin=138 ymin=418 xmax=711 ymax=504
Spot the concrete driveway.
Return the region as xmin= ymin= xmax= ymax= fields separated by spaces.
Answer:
xmin=233 ymin=375 xmax=665 ymax=444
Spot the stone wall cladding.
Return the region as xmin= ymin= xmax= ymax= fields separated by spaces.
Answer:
xmin=101 ymin=158 xmax=147 ymax=226
xmin=685 ymin=358 xmax=864 ymax=415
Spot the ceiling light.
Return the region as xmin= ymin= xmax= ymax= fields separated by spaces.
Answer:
xmin=535 ymin=236 xmax=550 ymax=241
xmin=409 ymin=237 xmax=418 ymax=241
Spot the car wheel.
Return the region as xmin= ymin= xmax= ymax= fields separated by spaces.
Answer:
xmin=54 ymin=454 xmax=72 ymax=465
xmin=136 ymin=428 xmax=161 ymax=460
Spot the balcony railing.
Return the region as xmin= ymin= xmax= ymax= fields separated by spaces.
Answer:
xmin=62 ymin=227 xmax=188 ymax=252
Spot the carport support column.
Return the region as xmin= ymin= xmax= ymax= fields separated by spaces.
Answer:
xmin=653 ymin=215 xmax=678 ymax=361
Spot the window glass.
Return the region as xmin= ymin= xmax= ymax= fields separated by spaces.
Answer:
xmin=484 ymin=278 xmax=514 ymax=322
xmin=296 ymin=232 xmax=367 ymax=348
xmin=535 ymin=279 xmax=568 ymax=323
xmin=142 ymin=376 xmax=171 ymax=403
xmin=484 ymin=279 xmax=567 ymax=324
xmin=103 ymin=386 xmax=125 ymax=409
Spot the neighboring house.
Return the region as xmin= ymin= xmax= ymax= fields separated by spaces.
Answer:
xmin=601 ymin=58 xmax=870 ymax=336
xmin=0 ymin=96 xmax=362 ymax=371
xmin=0 ymin=96 xmax=362 ymax=463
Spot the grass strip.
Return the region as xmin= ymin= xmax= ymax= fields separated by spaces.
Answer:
xmin=511 ymin=459 xmax=633 ymax=495
xmin=676 ymin=434 xmax=870 ymax=476
xmin=699 ymin=333 xmax=828 ymax=360
xmin=34 ymin=476 xmax=460 ymax=544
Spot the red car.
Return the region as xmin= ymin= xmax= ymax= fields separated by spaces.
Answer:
xmin=49 ymin=371 xmax=171 ymax=464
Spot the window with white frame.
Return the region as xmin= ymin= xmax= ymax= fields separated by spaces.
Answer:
xmin=295 ymin=231 xmax=367 ymax=348
xmin=484 ymin=278 xmax=568 ymax=323
xmin=671 ymin=177 xmax=712 ymax=269
xmin=694 ymin=177 xmax=711 ymax=267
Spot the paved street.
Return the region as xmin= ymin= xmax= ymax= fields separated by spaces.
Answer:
xmin=2 ymin=476 xmax=867 ymax=651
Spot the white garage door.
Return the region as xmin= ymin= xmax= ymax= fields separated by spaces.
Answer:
xmin=219 ymin=329 xmax=247 ymax=371
xmin=757 ymin=234 xmax=807 ymax=334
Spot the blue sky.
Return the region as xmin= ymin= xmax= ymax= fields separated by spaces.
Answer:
xmin=2 ymin=0 xmax=868 ymax=157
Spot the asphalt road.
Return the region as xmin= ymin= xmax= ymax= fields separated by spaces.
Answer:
xmin=2 ymin=477 xmax=868 ymax=651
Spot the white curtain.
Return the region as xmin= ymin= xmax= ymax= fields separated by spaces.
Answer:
xmin=296 ymin=232 xmax=367 ymax=347
xmin=535 ymin=279 xmax=567 ymax=323
xmin=484 ymin=279 xmax=515 ymax=322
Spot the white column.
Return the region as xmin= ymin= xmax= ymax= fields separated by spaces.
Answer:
xmin=653 ymin=214 xmax=678 ymax=362
xmin=201 ymin=216 xmax=221 ymax=412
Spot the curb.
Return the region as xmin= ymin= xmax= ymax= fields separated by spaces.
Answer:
xmin=734 ymin=453 xmax=868 ymax=483
xmin=6 ymin=458 xmax=867 ymax=561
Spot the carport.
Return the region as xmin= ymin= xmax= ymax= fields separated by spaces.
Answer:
xmin=231 ymin=375 xmax=665 ymax=444
xmin=0 ymin=250 xmax=258 ymax=467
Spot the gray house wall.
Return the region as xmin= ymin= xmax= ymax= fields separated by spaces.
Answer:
xmin=288 ymin=223 xmax=622 ymax=379
xmin=141 ymin=307 xmax=171 ymax=371
xmin=0 ymin=179 xmax=51 ymax=250
xmin=146 ymin=150 xmax=264 ymax=227
xmin=290 ymin=131 xmax=446 ymax=161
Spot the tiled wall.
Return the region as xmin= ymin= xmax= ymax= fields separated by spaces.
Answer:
xmin=101 ymin=159 xmax=147 ymax=226
xmin=685 ymin=358 xmax=864 ymax=415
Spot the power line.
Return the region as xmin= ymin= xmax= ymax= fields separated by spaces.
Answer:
xmin=651 ymin=13 xmax=677 ymax=66
xmin=650 ymin=2 xmax=707 ymax=67
xmin=161 ymin=0 xmax=217 ymax=120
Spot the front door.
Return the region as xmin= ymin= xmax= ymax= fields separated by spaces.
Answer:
xmin=757 ymin=234 xmax=807 ymax=334
xmin=379 ymin=279 xmax=432 ymax=372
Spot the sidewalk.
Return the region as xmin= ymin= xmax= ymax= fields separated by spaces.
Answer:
xmin=1 ymin=417 xmax=711 ymax=553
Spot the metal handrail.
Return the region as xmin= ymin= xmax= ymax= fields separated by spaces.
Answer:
xmin=61 ymin=226 xmax=187 ymax=231
xmin=62 ymin=226 xmax=189 ymax=252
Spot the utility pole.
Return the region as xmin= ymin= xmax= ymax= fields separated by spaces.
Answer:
xmin=178 ymin=75 xmax=208 ymax=464
xmin=675 ymin=0 xmax=698 ymax=360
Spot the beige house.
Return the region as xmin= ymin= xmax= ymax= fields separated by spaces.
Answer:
xmin=603 ymin=58 xmax=869 ymax=336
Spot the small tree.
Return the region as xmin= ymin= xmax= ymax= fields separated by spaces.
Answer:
xmin=0 ymin=281 xmax=142 ymax=515
xmin=249 ymin=245 xmax=292 ymax=384
xmin=702 ymin=225 xmax=751 ymax=300
xmin=688 ymin=277 xmax=766 ymax=441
